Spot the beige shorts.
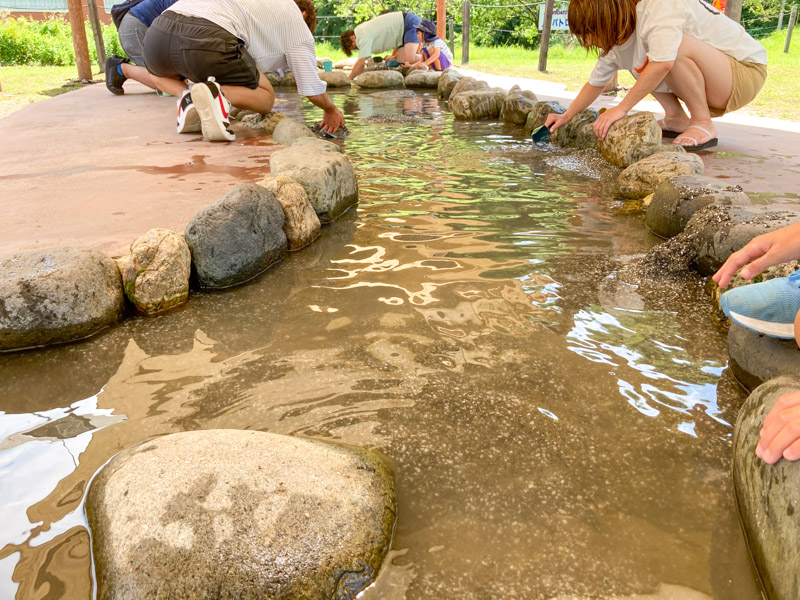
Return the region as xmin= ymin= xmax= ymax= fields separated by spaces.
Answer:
xmin=709 ymin=55 xmax=767 ymax=117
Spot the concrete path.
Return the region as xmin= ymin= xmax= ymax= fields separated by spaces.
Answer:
xmin=1 ymin=71 xmax=798 ymax=259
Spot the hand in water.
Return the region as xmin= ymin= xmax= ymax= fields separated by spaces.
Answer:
xmin=321 ymin=107 xmax=345 ymax=133
xmin=757 ymin=390 xmax=800 ymax=463
xmin=544 ymin=113 xmax=569 ymax=133
xmin=713 ymin=223 xmax=800 ymax=288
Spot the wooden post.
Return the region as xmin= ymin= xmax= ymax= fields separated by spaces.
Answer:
xmin=538 ymin=0 xmax=555 ymax=72
xmin=437 ymin=0 xmax=446 ymax=39
xmin=724 ymin=0 xmax=743 ymax=23
xmin=87 ymin=0 xmax=106 ymax=72
xmin=778 ymin=0 xmax=786 ymax=29
xmin=448 ymin=17 xmax=454 ymax=55
xmin=785 ymin=5 xmax=798 ymax=52
xmin=67 ymin=0 xmax=92 ymax=80
xmin=461 ymin=0 xmax=470 ymax=64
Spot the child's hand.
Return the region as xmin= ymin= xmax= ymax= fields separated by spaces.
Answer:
xmin=593 ymin=106 xmax=626 ymax=140
xmin=545 ymin=113 xmax=569 ymax=133
xmin=712 ymin=222 xmax=800 ymax=288
xmin=757 ymin=390 xmax=800 ymax=463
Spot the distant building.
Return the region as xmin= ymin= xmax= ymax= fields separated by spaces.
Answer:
xmin=1 ymin=0 xmax=115 ymax=23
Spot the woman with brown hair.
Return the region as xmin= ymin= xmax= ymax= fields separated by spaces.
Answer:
xmin=545 ymin=0 xmax=767 ymax=151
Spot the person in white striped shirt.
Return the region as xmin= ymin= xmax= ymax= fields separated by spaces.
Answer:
xmin=142 ymin=0 xmax=344 ymax=142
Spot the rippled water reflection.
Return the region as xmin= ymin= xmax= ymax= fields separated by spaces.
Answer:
xmin=0 ymin=89 xmax=759 ymax=599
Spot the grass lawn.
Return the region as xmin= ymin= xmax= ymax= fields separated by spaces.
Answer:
xmin=2 ymin=30 xmax=797 ymax=120
xmin=0 ymin=65 xmax=91 ymax=119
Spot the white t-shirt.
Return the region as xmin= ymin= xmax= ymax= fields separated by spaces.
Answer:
xmin=588 ymin=0 xmax=767 ymax=91
xmin=424 ymin=38 xmax=454 ymax=61
xmin=168 ymin=0 xmax=326 ymax=96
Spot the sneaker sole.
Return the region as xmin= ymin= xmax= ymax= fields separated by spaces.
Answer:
xmin=190 ymin=84 xmax=235 ymax=142
xmin=729 ymin=310 xmax=796 ymax=339
xmin=177 ymin=105 xmax=201 ymax=134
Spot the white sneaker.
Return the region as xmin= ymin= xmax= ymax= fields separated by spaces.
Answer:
xmin=176 ymin=90 xmax=201 ymax=134
xmin=190 ymin=78 xmax=235 ymax=142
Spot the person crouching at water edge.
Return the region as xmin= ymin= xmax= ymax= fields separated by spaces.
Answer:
xmin=142 ymin=0 xmax=344 ymax=142
xmin=339 ymin=12 xmax=422 ymax=80
xmin=545 ymin=0 xmax=767 ymax=152
xmin=403 ymin=19 xmax=453 ymax=71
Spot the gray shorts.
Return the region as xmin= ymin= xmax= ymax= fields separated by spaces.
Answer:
xmin=118 ymin=12 xmax=148 ymax=66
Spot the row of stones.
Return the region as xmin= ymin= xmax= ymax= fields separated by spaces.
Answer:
xmin=0 ymin=123 xmax=357 ymax=352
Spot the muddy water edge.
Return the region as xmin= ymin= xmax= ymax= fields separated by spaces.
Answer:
xmin=0 ymin=89 xmax=761 ymax=599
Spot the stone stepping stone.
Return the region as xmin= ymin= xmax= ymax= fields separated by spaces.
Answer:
xmin=451 ymin=89 xmax=507 ymax=121
xmin=437 ymin=68 xmax=463 ymax=100
xmin=617 ymin=152 xmax=704 ymax=200
xmin=87 ymin=430 xmax=396 ymax=600
xmin=116 ymin=228 xmax=191 ymax=316
xmin=0 ymin=247 xmax=123 ymax=351
xmin=645 ymin=175 xmax=751 ymax=239
xmin=733 ymin=375 xmax=800 ymax=600
xmin=404 ymin=70 xmax=441 ymax=88
xmin=184 ymin=184 xmax=288 ymax=289
xmin=355 ymin=71 xmax=405 ymax=89
xmin=500 ymin=85 xmax=538 ymax=126
xmin=727 ymin=323 xmax=800 ymax=391
xmin=270 ymin=145 xmax=358 ymax=223
xmin=597 ymin=112 xmax=661 ymax=168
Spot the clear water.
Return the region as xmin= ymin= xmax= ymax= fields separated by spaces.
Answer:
xmin=0 ymin=89 xmax=761 ymax=599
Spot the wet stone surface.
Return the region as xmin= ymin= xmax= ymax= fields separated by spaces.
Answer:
xmin=733 ymin=376 xmax=800 ymax=600
xmin=727 ymin=324 xmax=800 ymax=391
xmin=87 ymin=430 xmax=396 ymax=600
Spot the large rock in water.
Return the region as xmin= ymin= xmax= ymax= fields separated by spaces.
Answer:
xmin=524 ymin=101 xmax=566 ymax=133
xmin=355 ymin=70 xmax=405 ymax=89
xmin=272 ymin=118 xmax=315 ymax=146
xmin=0 ymin=247 xmax=124 ymax=351
xmin=627 ymin=142 xmax=686 ymax=165
xmin=116 ymin=228 xmax=191 ymax=316
xmin=318 ymin=70 xmax=351 ymax=87
xmin=597 ymin=112 xmax=661 ymax=167
xmin=552 ymin=108 xmax=598 ymax=149
xmin=728 ymin=324 xmax=800 ymax=392
xmin=240 ymin=111 xmax=286 ymax=135
xmin=266 ymin=71 xmax=296 ymax=87
xmin=645 ymin=175 xmax=751 ymax=239
xmin=616 ymin=152 xmax=704 ymax=199
xmin=184 ymin=184 xmax=288 ymax=289
xmin=733 ymin=376 xmax=800 ymax=600
xmin=437 ymin=68 xmax=463 ymax=100
xmin=270 ymin=145 xmax=358 ymax=223
xmin=447 ymin=76 xmax=489 ymax=103
xmin=87 ymin=430 xmax=396 ymax=600
xmin=691 ymin=204 xmax=800 ymax=275
xmin=260 ymin=175 xmax=321 ymax=251
xmin=500 ymin=85 xmax=538 ymax=125
xmin=450 ymin=88 xmax=506 ymax=120
xmin=404 ymin=69 xmax=441 ymax=88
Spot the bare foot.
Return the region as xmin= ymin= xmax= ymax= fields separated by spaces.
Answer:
xmin=674 ymin=123 xmax=718 ymax=151
xmin=658 ymin=115 xmax=690 ymax=133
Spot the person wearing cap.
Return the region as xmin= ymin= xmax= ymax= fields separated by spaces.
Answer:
xmin=339 ymin=12 xmax=422 ymax=80
xmin=404 ymin=19 xmax=453 ymax=71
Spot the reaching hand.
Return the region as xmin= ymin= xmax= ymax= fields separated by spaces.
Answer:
xmin=712 ymin=222 xmax=800 ymax=288
xmin=545 ymin=113 xmax=570 ymax=133
xmin=757 ymin=391 xmax=800 ymax=463
xmin=592 ymin=106 xmax=627 ymax=140
xmin=321 ymin=106 xmax=345 ymax=133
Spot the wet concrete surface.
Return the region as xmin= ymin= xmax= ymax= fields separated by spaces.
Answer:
xmin=0 ymin=82 xmax=291 ymax=258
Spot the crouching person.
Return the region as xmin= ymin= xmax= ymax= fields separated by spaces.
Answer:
xmin=142 ymin=0 xmax=344 ymax=141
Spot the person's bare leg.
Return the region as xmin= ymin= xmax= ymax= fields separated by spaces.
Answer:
xmin=120 ymin=63 xmax=158 ymax=90
xmin=652 ymin=91 xmax=690 ymax=132
xmin=220 ymin=73 xmax=275 ymax=113
xmin=396 ymin=43 xmax=420 ymax=64
xmin=794 ymin=310 xmax=800 ymax=349
xmin=663 ymin=35 xmax=733 ymax=145
xmin=149 ymin=74 xmax=188 ymax=97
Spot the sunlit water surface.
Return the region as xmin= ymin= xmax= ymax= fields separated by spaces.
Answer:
xmin=0 ymin=89 xmax=760 ymax=599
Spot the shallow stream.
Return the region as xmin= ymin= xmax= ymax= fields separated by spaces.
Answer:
xmin=0 ymin=89 xmax=761 ymax=599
